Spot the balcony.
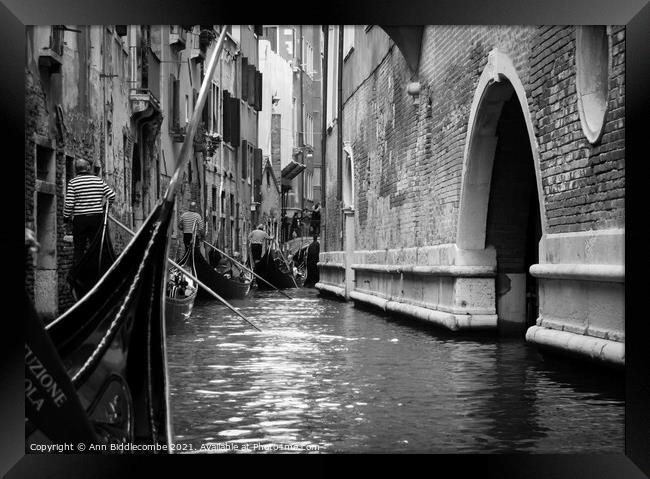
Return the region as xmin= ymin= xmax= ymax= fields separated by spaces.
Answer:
xmin=38 ymin=25 xmax=65 ymax=69
xmin=169 ymin=26 xmax=187 ymax=50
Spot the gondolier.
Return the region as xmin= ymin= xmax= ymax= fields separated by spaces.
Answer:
xmin=248 ymin=224 xmax=273 ymax=264
xmin=63 ymin=159 xmax=115 ymax=266
xmin=178 ymin=202 xmax=204 ymax=252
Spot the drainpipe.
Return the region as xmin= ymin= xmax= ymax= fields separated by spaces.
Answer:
xmin=321 ymin=25 xmax=328 ymax=249
xmin=337 ymin=25 xmax=343 ymax=251
xmin=299 ymin=25 xmax=305 ymax=215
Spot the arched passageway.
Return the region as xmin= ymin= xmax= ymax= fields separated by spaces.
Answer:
xmin=486 ymin=88 xmax=542 ymax=334
xmin=457 ymin=50 xmax=545 ymax=335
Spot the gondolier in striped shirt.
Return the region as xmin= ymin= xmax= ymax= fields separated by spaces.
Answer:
xmin=63 ymin=159 xmax=116 ymax=266
xmin=178 ymin=202 xmax=204 ymax=252
xmin=248 ymin=224 xmax=273 ymax=265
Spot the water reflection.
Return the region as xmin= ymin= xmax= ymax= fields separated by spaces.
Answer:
xmin=166 ymin=289 xmax=624 ymax=453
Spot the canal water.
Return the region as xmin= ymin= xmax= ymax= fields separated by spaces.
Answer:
xmin=166 ymin=288 xmax=624 ymax=453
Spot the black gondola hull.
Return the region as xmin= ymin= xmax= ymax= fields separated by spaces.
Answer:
xmin=253 ymin=251 xmax=297 ymax=290
xmin=27 ymin=201 xmax=174 ymax=449
xmin=194 ymin=251 xmax=251 ymax=299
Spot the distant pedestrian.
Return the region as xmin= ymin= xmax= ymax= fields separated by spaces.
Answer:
xmin=63 ymin=159 xmax=115 ymax=266
xmin=304 ymin=235 xmax=320 ymax=287
xmin=178 ymin=202 xmax=204 ymax=252
xmin=290 ymin=214 xmax=300 ymax=238
xmin=248 ymin=224 xmax=273 ymax=264
xmin=311 ymin=202 xmax=321 ymax=235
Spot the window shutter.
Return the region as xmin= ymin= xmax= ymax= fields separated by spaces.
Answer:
xmin=203 ymin=86 xmax=211 ymax=127
xmin=172 ymin=77 xmax=180 ymax=129
xmin=255 ymin=71 xmax=263 ymax=112
xmin=223 ymin=90 xmax=231 ymax=143
xmin=241 ymin=139 xmax=248 ymax=178
xmin=247 ymin=65 xmax=255 ymax=106
xmin=213 ymin=85 xmax=219 ymax=131
xmin=253 ymin=148 xmax=263 ymax=202
xmin=241 ymin=57 xmax=249 ymax=101
xmin=230 ymin=96 xmax=240 ymax=147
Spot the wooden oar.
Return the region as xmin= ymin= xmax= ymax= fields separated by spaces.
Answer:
xmin=203 ymin=241 xmax=293 ymax=300
xmin=109 ymin=214 xmax=261 ymax=332
xmin=98 ymin=202 xmax=109 ymax=276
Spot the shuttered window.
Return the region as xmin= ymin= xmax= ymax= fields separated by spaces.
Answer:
xmin=202 ymin=86 xmax=210 ymax=128
xmin=241 ymin=57 xmax=249 ymax=101
xmin=241 ymin=139 xmax=248 ymax=179
xmin=171 ymin=75 xmax=180 ymax=129
xmin=230 ymin=96 xmax=241 ymax=147
xmin=222 ymin=90 xmax=231 ymax=143
xmin=255 ymin=71 xmax=263 ymax=111
xmin=253 ymin=148 xmax=263 ymax=202
xmin=247 ymin=65 xmax=255 ymax=107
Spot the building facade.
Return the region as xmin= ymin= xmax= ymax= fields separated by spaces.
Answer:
xmin=25 ymin=24 xmax=263 ymax=320
xmin=318 ymin=25 xmax=625 ymax=367
xmin=259 ymin=25 xmax=323 ymax=241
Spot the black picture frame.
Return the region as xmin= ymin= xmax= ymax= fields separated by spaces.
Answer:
xmin=4 ymin=0 xmax=649 ymax=476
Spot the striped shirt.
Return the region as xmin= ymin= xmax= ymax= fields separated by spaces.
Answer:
xmin=178 ymin=212 xmax=204 ymax=233
xmin=63 ymin=173 xmax=116 ymax=218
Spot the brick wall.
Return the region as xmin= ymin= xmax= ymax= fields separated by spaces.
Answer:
xmin=530 ymin=26 xmax=625 ymax=233
xmin=332 ymin=25 xmax=624 ymax=254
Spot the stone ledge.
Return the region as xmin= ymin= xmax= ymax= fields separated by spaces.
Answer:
xmin=537 ymin=317 xmax=625 ymax=342
xmin=315 ymin=282 xmax=346 ymax=298
xmin=351 ymin=263 xmax=496 ymax=277
xmin=526 ymin=325 xmax=624 ymax=366
xmin=349 ymin=290 xmax=498 ymax=331
xmin=317 ymin=262 xmax=345 ymax=269
xmin=530 ymin=263 xmax=624 ymax=282
xmin=354 ymin=287 xmax=495 ymax=316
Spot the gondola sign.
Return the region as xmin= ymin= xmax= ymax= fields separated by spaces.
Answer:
xmin=25 ymin=293 xmax=97 ymax=446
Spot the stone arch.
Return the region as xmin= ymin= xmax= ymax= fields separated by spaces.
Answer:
xmin=457 ymin=49 xmax=547 ymax=250
xmin=342 ymin=143 xmax=355 ymax=209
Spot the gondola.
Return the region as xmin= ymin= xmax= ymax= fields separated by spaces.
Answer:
xmin=24 ymin=26 xmax=229 ymax=451
xmin=194 ymin=250 xmax=251 ymax=300
xmin=254 ymin=249 xmax=298 ymax=290
xmin=26 ymin=199 xmax=175 ymax=448
xmin=165 ymin=237 xmax=198 ymax=322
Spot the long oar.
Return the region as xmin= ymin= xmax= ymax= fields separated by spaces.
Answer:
xmin=98 ymin=202 xmax=110 ymax=276
xmin=109 ymin=214 xmax=261 ymax=332
xmin=202 ymin=241 xmax=293 ymax=300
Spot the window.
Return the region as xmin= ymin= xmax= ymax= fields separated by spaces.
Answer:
xmin=326 ymin=26 xmax=339 ymax=126
xmin=302 ymin=102 xmax=306 ymax=146
xmin=293 ymin=97 xmax=298 ymax=144
xmin=343 ymin=25 xmax=355 ymax=60
xmin=303 ymin=39 xmax=314 ymax=76
xmin=211 ymin=83 xmax=219 ymax=132
xmin=230 ymin=194 xmax=234 ymax=216
xmin=305 ymin=113 xmax=314 ymax=146
xmin=211 ymin=186 xmax=217 ymax=210
xmin=241 ymin=140 xmax=248 ymax=179
xmin=185 ymin=94 xmax=189 ymax=124
xmin=314 ymin=167 xmax=321 ymax=187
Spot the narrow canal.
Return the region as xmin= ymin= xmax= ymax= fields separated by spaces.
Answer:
xmin=166 ymin=288 xmax=624 ymax=453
